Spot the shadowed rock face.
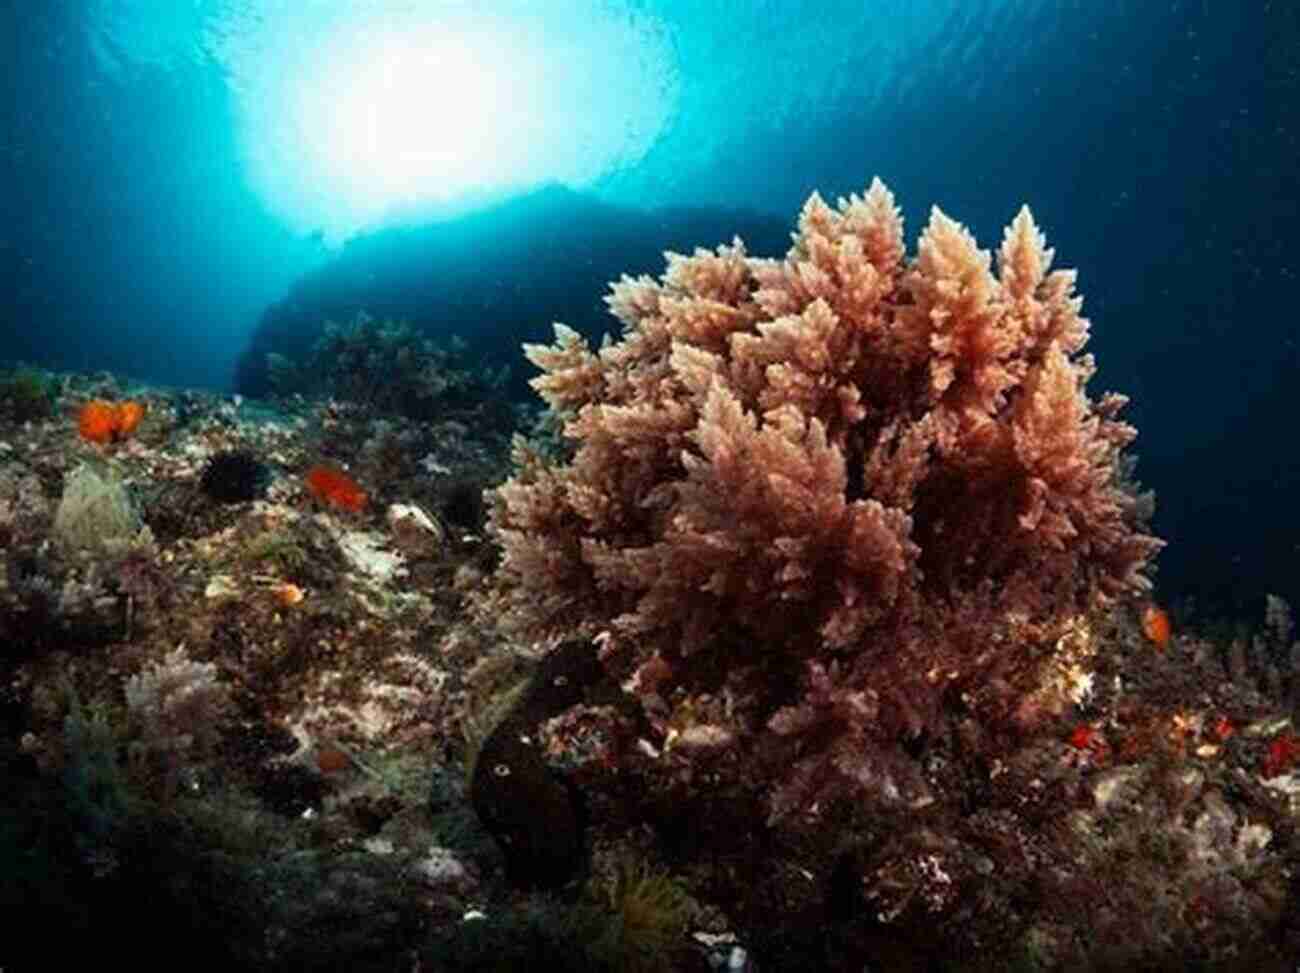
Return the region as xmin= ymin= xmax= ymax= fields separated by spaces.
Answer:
xmin=235 ymin=184 xmax=789 ymax=405
xmin=468 ymin=639 xmax=603 ymax=889
xmin=470 ymin=729 xmax=584 ymax=889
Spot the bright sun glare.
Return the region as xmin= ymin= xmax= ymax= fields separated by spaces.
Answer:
xmin=225 ymin=2 xmax=678 ymax=243
xmin=338 ymin=38 xmax=502 ymax=194
xmin=92 ymin=1 xmax=679 ymax=243
xmin=309 ymin=22 xmax=538 ymax=213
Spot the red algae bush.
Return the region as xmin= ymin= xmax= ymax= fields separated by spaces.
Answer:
xmin=487 ymin=178 xmax=1162 ymax=820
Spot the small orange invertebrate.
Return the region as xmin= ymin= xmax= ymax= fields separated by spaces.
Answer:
xmin=77 ymin=400 xmax=118 ymax=444
xmin=1262 ymin=732 xmax=1300 ymax=779
xmin=114 ymin=400 xmax=146 ymax=437
xmin=77 ymin=399 xmax=147 ymax=444
xmin=305 ymin=464 xmax=367 ymax=512
xmin=1066 ymin=722 xmax=1110 ymax=766
xmin=316 ymin=747 xmax=350 ymax=774
xmin=270 ymin=581 xmax=304 ymax=607
xmin=1068 ymin=723 xmax=1099 ymax=750
xmin=1141 ymin=602 xmax=1171 ymax=651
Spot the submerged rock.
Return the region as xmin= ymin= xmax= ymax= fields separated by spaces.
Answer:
xmin=468 ymin=639 xmax=603 ymax=888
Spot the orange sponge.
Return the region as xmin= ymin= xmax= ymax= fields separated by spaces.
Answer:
xmin=305 ymin=464 xmax=367 ymax=512
xmin=77 ymin=400 xmax=118 ymax=444
xmin=77 ymin=399 xmax=146 ymax=445
xmin=115 ymin=400 xmax=146 ymax=438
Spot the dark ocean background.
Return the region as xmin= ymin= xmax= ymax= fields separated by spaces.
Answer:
xmin=2 ymin=0 xmax=1297 ymax=621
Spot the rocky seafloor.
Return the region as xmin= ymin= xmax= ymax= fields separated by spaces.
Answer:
xmin=2 ymin=367 xmax=1299 ymax=972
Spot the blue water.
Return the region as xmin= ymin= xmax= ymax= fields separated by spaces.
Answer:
xmin=2 ymin=0 xmax=1296 ymax=617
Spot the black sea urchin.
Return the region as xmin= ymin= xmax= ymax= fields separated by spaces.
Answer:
xmin=200 ymin=450 xmax=269 ymax=503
